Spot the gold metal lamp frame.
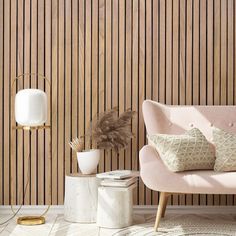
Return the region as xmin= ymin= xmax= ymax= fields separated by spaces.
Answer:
xmin=11 ymin=73 xmax=51 ymax=226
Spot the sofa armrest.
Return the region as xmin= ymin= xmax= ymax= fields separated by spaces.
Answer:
xmin=139 ymin=144 xmax=176 ymax=192
xmin=139 ymin=145 xmax=160 ymax=167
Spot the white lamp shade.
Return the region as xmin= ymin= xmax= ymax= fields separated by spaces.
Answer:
xmin=15 ymin=89 xmax=47 ymax=127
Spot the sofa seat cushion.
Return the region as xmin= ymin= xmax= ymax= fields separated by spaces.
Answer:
xmin=213 ymin=128 xmax=236 ymax=172
xmin=140 ymin=145 xmax=236 ymax=194
xmin=148 ymin=128 xmax=215 ymax=172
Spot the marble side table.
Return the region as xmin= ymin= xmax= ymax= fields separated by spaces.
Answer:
xmin=64 ymin=173 xmax=100 ymax=223
xmin=97 ymin=183 xmax=137 ymax=228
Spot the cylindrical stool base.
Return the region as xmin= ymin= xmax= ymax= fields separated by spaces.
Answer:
xmin=64 ymin=174 xmax=100 ymax=223
xmin=97 ymin=185 xmax=135 ymax=228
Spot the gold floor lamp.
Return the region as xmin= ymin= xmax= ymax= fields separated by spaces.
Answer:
xmin=11 ymin=73 xmax=51 ymax=225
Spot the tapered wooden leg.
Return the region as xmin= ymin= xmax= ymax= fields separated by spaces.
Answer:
xmin=161 ymin=193 xmax=170 ymax=218
xmin=154 ymin=192 xmax=169 ymax=232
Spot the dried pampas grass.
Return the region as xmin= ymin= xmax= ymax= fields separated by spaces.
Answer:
xmin=69 ymin=108 xmax=136 ymax=153
xmin=92 ymin=108 xmax=136 ymax=152
xmin=69 ymin=137 xmax=84 ymax=152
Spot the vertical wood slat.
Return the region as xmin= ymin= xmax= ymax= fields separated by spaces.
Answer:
xmin=92 ymin=0 xmax=98 ymax=150
xmin=233 ymin=1 xmax=236 ymax=204
xmin=166 ymin=0 xmax=172 ymax=106
xmin=78 ymin=0 xmax=85 ymax=178
xmin=221 ymin=0 xmax=227 ymax=106
xmin=10 ymin=0 xmax=17 ymax=205
xmin=85 ymin=0 xmax=91 ymax=151
xmin=58 ymin=0 xmax=65 ymax=205
xmin=45 ymin=0 xmax=52 ymax=205
xmin=193 ymin=0 xmax=200 ymax=106
xmin=0 ymin=0 xmax=3 ymax=205
xmin=51 ymin=0 xmax=58 ymax=205
xmin=30 ymin=0 xmax=37 ymax=205
xmin=71 ymin=0 xmax=79 ymax=175
xmin=179 ymin=0 xmax=186 ymax=106
xmin=200 ymin=0 xmax=207 ymax=106
xmin=214 ymin=0 xmax=221 ymax=107
xmin=186 ymin=0 xmax=193 ymax=107
xmin=207 ymin=0 xmax=214 ymax=107
xmin=2 ymin=0 xmax=236 ymax=206
xmin=105 ymin=0 xmax=112 ymax=173
xmin=65 ymin=0 xmax=72 ymax=178
xmin=112 ymin=0 xmax=119 ymax=171
xmin=159 ymin=0 xmax=165 ymax=103
xmin=3 ymin=0 xmax=10 ymax=205
xmin=38 ymin=0 xmax=45 ymax=205
xmin=99 ymin=0 xmax=105 ymax=173
xmin=119 ymin=0 xmax=125 ymax=173
xmin=125 ymin=0 xmax=132 ymax=178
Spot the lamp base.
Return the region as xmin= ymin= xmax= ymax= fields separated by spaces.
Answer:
xmin=17 ymin=216 xmax=45 ymax=225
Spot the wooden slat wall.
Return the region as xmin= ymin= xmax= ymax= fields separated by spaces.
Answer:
xmin=1 ymin=0 xmax=236 ymax=206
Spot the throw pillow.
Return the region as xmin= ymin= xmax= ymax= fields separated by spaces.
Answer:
xmin=213 ymin=128 xmax=236 ymax=172
xmin=148 ymin=128 xmax=215 ymax=172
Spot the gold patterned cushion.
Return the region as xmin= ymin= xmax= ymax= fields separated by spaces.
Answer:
xmin=213 ymin=128 xmax=236 ymax=172
xmin=148 ymin=128 xmax=215 ymax=172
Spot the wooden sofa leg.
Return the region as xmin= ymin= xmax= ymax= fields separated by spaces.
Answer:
xmin=161 ymin=193 xmax=169 ymax=218
xmin=154 ymin=192 xmax=168 ymax=232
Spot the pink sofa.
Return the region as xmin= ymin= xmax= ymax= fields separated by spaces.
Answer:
xmin=139 ymin=100 xmax=236 ymax=231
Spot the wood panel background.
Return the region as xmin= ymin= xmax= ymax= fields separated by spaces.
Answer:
xmin=1 ymin=0 xmax=236 ymax=206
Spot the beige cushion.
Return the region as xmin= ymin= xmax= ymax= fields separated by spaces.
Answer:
xmin=213 ymin=128 xmax=236 ymax=172
xmin=148 ymin=128 xmax=215 ymax=172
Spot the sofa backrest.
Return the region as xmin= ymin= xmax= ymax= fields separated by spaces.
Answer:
xmin=143 ymin=100 xmax=236 ymax=141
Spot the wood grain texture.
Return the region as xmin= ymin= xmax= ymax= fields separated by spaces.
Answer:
xmin=99 ymin=0 xmax=105 ymax=173
xmin=10 ymin=0 xmax=17 ymax=205
xmin=3 ymin=0 xmax=10 ymax=205
xmin=112 ymin=0 xmax=119 ymax=172
xmin=45 ymin=0 xmax=52 ymax=205
xmin=51 ymin=0 xmax=58 ymax=205
xmin=0 ymin=0 xmax=3 ymax=206
xmin=1 ymin=0 xmax=236 ymax=206
xmin=71 ymin=0 xmax=78 ymax=175
xmin=38 ymin=0 xmax=45 ymax=205
xmin=105 ymin=0 xmax=112 ymax=173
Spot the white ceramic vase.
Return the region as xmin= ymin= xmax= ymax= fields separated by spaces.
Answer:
xmin=77 ymin=149 xmax=100 ymax=175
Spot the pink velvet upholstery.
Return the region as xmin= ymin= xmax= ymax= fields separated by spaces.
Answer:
xmin=140 ymin=100 xmax=236 ymax=194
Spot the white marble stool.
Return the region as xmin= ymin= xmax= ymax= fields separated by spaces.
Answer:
xmin=64 ymin=173 xmax=100 ymax=223
xmin=97 ymin=183 xmax=137 ymax=228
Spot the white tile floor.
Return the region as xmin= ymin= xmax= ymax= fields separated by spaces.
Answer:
xmin=2 ymin=212 xmax=236 ymax=236
xmin=0 ymin=213 xmax=146 ymax=236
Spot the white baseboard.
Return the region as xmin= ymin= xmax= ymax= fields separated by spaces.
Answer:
xmin=1 ymin=205 xmax=236 ymax=215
